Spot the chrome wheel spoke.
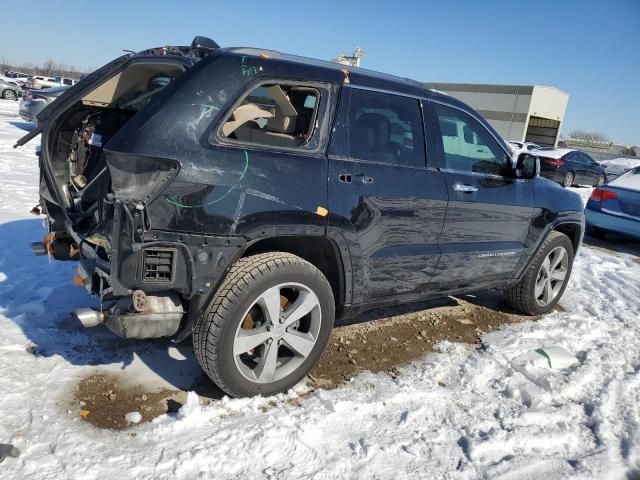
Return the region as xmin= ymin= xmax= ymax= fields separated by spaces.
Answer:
xmin=542 ymin=280 xmax=553 ymax=304
xmin=282 ymin=330 xmax=316 ymax=358
xmin=257 ymin=286 xmax=282 ymax=325
xmin=253 ymin=341 xmax=278 ymax=382
xmin=283 ymin=291 xmax=319 ymax=327
xmin=551 ymin=268 xmax=567 ymax=282
xmin=550 ymin=248 xmax=565 ymax=270
xmin=234 ymin=327 xmax=271 ymax=355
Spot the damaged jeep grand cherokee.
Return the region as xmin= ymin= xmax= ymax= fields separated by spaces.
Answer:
xmin=18 ymin=36 xmax=585 ymax=397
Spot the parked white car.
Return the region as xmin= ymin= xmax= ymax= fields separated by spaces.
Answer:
xmin=31 ymin=76 xmax=77 ymax=89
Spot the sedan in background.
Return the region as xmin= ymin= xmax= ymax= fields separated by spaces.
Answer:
xmin=585 ymin=166 xmax=640 ymax=239
xmin=0 ymin=80 xmax=22 ymax=100
xmin=18 ymin=86 xmax=70 ymax=123
xmin=508 ymin=141 xmax=542 ymax=152
xmin=538 ymin=148 xmax=606 ymax=187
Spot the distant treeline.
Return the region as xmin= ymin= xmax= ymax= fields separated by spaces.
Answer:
xmin=0 ymin=56 xmax=91 ymax=79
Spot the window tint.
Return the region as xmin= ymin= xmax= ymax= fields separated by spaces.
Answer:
xmin=219 ymin=83 xmax=320 ymax=149
xmin=329 ymin=88 xmax=425 ymax=167
xmin=434 ymin=104 xmax=508 ymax=176
xmin=582 ymin=153 xmax=595 ymax=164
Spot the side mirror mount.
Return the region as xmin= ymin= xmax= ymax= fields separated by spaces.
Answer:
xmin=515 ymin=153 xmax=539 ymax=179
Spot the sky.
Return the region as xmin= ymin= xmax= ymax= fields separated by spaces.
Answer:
xmin=3 ymin=0 xmax=639 ymax=144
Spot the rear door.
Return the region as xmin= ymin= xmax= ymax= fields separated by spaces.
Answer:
xmin=427 ymin=101 xmax=535 ymax=287
xmin=327 ymin=86 xmax=448 ymax=305
xmin=581 ymin=152 xmax=599 ymax=184
xmin=566 ymin=152 xmax=586 ymax=184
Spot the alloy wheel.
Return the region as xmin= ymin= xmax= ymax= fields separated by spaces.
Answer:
xmin=3 ymin=90 xmax=16 ymax=101
xmin=563 ymin=173 xmax=574 ymax=187
xmin=232 ymin=282 xmax=322 ymax=384
xmin=534 ymin=246 xmax=569 ymax=307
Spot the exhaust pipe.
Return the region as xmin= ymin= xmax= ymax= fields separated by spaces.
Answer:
xmin=75 ymin=308 xmax=104 ymax=328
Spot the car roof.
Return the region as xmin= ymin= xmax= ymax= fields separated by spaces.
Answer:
xmin=537 ymin=148 xmax=576 ymax=159
xmin=221 ymin=47 xmax=465 ymax=106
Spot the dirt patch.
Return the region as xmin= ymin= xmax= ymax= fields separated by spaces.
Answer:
xmin=74 ymin=374 xmax=185 ymax=430
xmin=309 ymin=294 xmax=533 ymax=389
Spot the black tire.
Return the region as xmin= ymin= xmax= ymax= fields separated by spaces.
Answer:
xmin=193 ymin=252 xmax=335 ymax=397
xmin=595 ymin=174 xmax=605 ymax=186
xmin=505 ymin=231 xmax=574 ymax=315
xmin=563 ymin=172 xmax=574 ymax=188
xmin=2 ymin=89 xmax=17 ymax=101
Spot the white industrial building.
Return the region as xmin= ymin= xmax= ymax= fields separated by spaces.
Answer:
xmin=424 ymin=83 xmax=569 ymax=147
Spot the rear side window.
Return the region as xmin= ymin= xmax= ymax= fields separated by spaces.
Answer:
xmin=329 ymin=88 xmax=425 ymax=168
xmin=434 ymin=104 xmax=509 ymax=176
xmin=219 ymin=83 xmax=320 ymax=149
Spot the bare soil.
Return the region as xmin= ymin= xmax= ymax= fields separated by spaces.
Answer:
xmin=309 ymin=293 xmax=532 ymax=388
xmin=71 ymin=291 xmax=546 ymax=429
xmin=74 ymin=374 xmax=184 ymax=430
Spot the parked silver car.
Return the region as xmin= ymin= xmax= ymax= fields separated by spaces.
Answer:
xmin=19 ymin=86 xmax=70 ymax=123
xmin=0 ymin=80 xmax=22 ymax=101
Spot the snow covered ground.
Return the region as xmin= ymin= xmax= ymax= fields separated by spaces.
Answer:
xmin=1 ymin=99 xmax=639 ymax=479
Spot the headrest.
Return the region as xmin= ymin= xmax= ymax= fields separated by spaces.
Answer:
xmin=267 ymin=113 xmax=296 ymax=134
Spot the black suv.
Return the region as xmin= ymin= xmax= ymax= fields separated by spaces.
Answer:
xmin=18 ymin=37 xmax=585 ymax=397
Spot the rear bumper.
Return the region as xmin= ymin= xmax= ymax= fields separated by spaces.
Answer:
xmin=585 ymin=209 xmax=640 ymax=239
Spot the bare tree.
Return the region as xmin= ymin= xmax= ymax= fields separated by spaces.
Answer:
xmin=41 ymin=59 xmax=55 ymax=76
xmin=569 ymin=130 xmax=610 ymax=145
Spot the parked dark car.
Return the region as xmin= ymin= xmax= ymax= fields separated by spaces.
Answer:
xmin=19 ymin=86 xmax=70 ymax=123
xmin=16 ymin=36 xmax=585 ymax=398
xmin=0 ymin=80 xmax=22 ymax=101
xmin=585 ymin=166 xmax=640 ymax=239
xmin=538 ymin=148 xmax=606 ymax=187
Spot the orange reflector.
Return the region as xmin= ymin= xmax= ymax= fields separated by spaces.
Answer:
xmin=316 ymin=206 xmax=329 ymax=217
xmin=73 ymin=276 xmax=86 ymax=286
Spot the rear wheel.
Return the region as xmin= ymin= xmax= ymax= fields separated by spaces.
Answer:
xmin=563 ymin=172 xmax=574 ymax=188
xmin=2 ymin=89 xmax=16 ymax=101
xmin=193 ymin=252 xmax=335 ymax=397
xmin=505 ymin=231 xmax=574 ymax=315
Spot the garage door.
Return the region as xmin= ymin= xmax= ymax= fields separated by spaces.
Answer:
xmin=525 ymin=116 xmax=559 ymax=147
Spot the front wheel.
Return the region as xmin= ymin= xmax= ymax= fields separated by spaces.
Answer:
xmin=193 ymin=252 xmax=335 ymax=397
xmin=505 ymin=231 xmax=574 ymax=315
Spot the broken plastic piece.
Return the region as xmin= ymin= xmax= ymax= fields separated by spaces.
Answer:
xmin=79 ymin=409 xmax=90 ymax=417
xmin=531 ymin=347 xmax=578 ymax=369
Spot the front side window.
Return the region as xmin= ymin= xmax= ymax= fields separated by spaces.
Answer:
xmin=434 ymin=104 xmax=509 ymax=176
xmin=329 ymin=88 xmax=425 ymax=167
xmin=219 ymin=83 xmax=320 ymax=149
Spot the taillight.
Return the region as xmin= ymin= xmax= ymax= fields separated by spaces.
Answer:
xmin=589 ymin=188 xmax=617 ymax=202
xmin=543 ymin=158 xmax=564 ymax=167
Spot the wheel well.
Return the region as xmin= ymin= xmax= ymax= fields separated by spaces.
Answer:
xmin=241 ymin=236 xmax=345 ymax=308
xmin=553 ymin=223 xmax=582 ymax=253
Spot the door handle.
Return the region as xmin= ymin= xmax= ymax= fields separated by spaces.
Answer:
xmin=339 ymin=173 xmax=373 ymax=184
xmin=453 ymin=183 xmax=478 ymax=193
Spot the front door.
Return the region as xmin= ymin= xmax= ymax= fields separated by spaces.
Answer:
xmin=327 ymin=86 xmax=448 ymax=305
xmin=427 ymin=101 xmax=535 ymax=288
